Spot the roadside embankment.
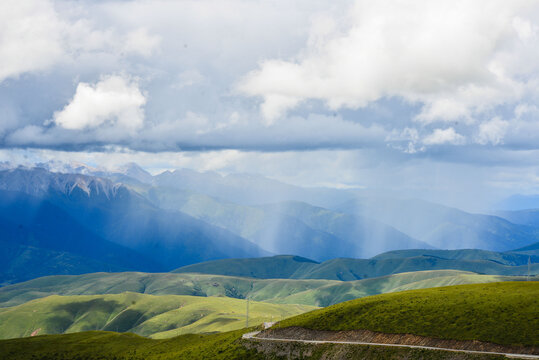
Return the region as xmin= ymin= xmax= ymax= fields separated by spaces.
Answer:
xmin=254 ymin=327 xmax=539 ymax=356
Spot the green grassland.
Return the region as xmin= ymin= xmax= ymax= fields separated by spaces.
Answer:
xmin=0 ymin=270 xmax=529 ymax=308
xmin=173 ymin=255 xmax=320 ymax=278
xmin=269 ymin=272 xmax=526 ymax=307
xmin=2 ymin=282 xmax=534 ymax=360
xmin=0 ymin=292 xmax=315 ymax=340
xmin=277 ymin=282 xmax=539 ymax=346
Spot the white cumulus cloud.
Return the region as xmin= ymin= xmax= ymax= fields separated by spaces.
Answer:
xmin=423 ymin=128 xmax=465 ymax=146
xmin=0 ymin=0 xmax=64 ymax=82
xmin=0 ymin=0 xmax=161 ymax=83
xmin=52 ymin=75 xmax=146 ymax=131
xmin=238 ymin=0 xmax=539 ymax=123
xmin=476 ymin=118 xmax=509 ymax=145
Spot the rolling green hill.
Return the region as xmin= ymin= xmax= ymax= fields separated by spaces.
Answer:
xmin=277 ymin=282 xmax=539 ymax=346
xmin=1 ymin=284 xmax=536 ymax=360
xmin=0 ymin=270 xmax=529 ymax=308
xmin=269 ymin=272 xmax=528 ymax=307
xmin=0 ymin=292 xmax=315 ymax=340
xmin=174 ymin=254 xmax=539 ymax=281
xmin=173 ymin=255 xmax=319 ymax=278
xmin=0 ymin=271 xmax=331 ymax=308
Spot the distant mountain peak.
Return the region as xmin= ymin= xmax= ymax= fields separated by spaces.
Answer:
xmin=118 ymin=162 xmax=153 ymax=184
xmin=35 ymin=160 xmax=103 ymax=175
xmin=0 ymin=167 xmax=124 ymax=200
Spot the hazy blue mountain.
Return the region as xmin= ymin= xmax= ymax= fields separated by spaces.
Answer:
xmin=336 ymin=197 xmax=539 ymax=251
xmin=0 ymin=190 xmax=161 ymax=285
xmin=174 ymin=254 xmax=538 ymax=281
xmin=34 ymin=161 xmax=154 ymax=188
xmin=0 ymin=169 xmax=268 ymax=274
xmin=148 ymin=187 xmax=347 ymax=260
xmin=0 ymin=167 xmax=121 ymax=199
xmin=495 ymin=194 xmax=539 ymax=211
xmin=49 ymin=188 xmax=267 ymax=270
xmin=494 ymin=209 xmax=539 ymax=228
xmin=371 ymin=249 xmax=538 ymax=266
xmin=153 ymin=168 xmax=354 ymax=208
xmin=264 ymin=201 xmax=432 ymax=257
xmin=0 ymin=240 xmax=132 ymax=286
xmin=148 ymin=188 xmax=430 ymax=259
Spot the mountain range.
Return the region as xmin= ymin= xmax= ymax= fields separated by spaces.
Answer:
xmin=337 ymin=197 xmax=539 ymax=250
xmin=0 ymin=168 xmax=267 ymax=284
xmin=0 ymin=163 xmax=538 ymax=285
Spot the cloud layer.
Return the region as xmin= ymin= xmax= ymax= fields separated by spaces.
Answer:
xmin=2 ymin=0 xmax=538 ymax=154
xmin=239 ymin=0 xmax=539 ymax=124
xmin=0 ymin=0 xmax=538 ymax=203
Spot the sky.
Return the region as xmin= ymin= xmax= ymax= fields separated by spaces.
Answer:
xmin=1 ymin=0 xmax=539 ymax=211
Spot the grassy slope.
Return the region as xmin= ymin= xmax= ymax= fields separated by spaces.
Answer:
xmin=0 ymin=329 xmax=264 ymax=360
xmin=0 ymin=270 xmax=528 ymax=308
xmin=0 ymin=292 xmax=315 ymax=340
xmin=173 ymin=254 xmax=539 ymax=281
xmin=278 ymin=282 xmax=539 ymax=346
xmin=271 ymin=272 xmax=521 ymax=307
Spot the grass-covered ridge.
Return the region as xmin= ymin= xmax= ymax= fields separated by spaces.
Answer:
xmin=277 ymin=282 xmax=539 ymax=346
xmin=0 ymin=292 xmax=315 ymax=339
xmin=0 ymin=270 xmax=529 ymax=308
xmin=372 ymin=248 xmax=539 ymax=265
xmin=174 ymin=254 xmax=539 ymax=281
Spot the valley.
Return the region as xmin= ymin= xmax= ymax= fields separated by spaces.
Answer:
xmin=0 ymin=164 xmax=537 ymax=359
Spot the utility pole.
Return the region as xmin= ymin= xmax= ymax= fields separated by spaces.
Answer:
xmin=245 ymin=297 xmax=249 ymax=328
xmin=528 ymin=256 xmax=531 ymax=281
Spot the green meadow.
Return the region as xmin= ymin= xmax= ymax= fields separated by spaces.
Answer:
xmin=0 ymin=329 xmax=263 ymax=360
xmin=0 ymin=292 xmax=315 ymax=339
xmin=278 ymin=282 xmax=539 ymax=346
xmin=1 ymin=283 xmax=535 ymax=359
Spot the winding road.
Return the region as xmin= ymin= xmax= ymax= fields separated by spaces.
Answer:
xmin=242 ymin=331 xmax=539 ymax=359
